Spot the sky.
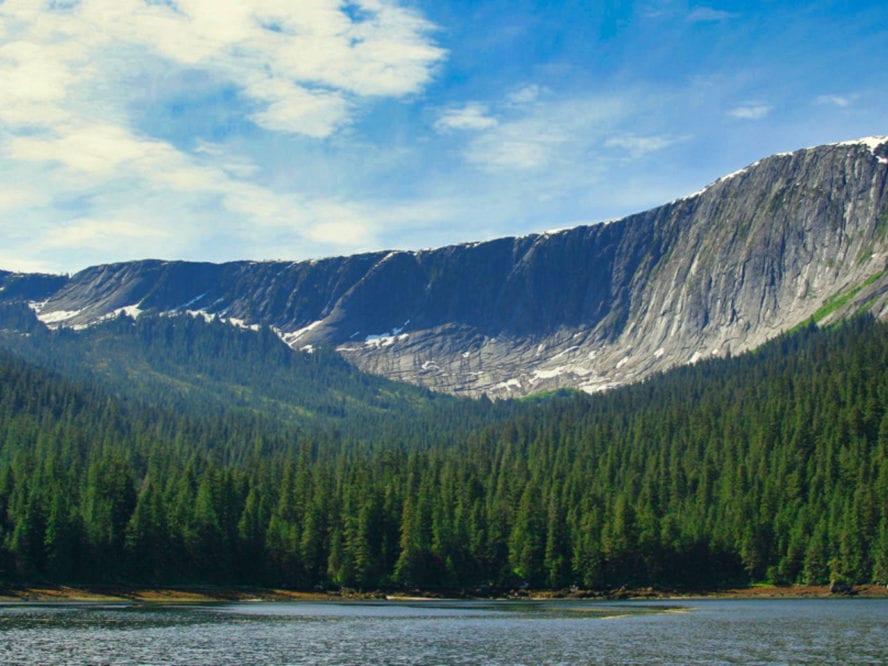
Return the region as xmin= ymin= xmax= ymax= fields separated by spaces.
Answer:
xmin=1 ymin=0 xmax=886 ymax=275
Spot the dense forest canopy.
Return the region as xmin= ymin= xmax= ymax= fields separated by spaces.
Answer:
xmin=0 ymin=315 xmax=886 ymax=590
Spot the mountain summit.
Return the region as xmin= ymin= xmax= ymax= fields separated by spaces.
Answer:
xmin=4 ymin=137 xmax=887 ymax=397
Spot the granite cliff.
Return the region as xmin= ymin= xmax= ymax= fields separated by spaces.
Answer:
xmin=4 ymin=137 xmax=887 ymax=397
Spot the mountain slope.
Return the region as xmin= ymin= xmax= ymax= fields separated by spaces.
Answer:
xmin=8 ymin=136 xmax=888 ymax=397
xmin=0 ymin=305 xmax=513 ymax=438
xmin=1 ymin=314 xmax=885 ymax=588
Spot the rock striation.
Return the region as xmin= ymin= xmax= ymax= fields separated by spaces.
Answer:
xmin=5 ymin=137 xmax=888 ymax=397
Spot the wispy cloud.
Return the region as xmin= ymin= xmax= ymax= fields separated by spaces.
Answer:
xmin=687 ymin=7 xmax=740 ymax=23
xmin=815 ymin=94 xmax=856 ymax=108
xmin=604 ymin=133 xmax=686 ymax=158
xmin=435 ymin=103 xmax=498 ymax=132
xmin=40 ymin=219 xmax=167 ymax=250
xmin=465 ymin=123 xmax=567 ymax=171
xmin=0 ymin=188 xmax=40 ymax=213
xmin=728 ymin=103 xmax=772 ymax=120
xmin=460 ymin=96 xmax=625 ymax=172
xmin=506 ymin=85 xmax=544 ymax=105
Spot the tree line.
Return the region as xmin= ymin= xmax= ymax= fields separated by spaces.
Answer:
xmin=0 ymin=317 xmax=886 ymax=590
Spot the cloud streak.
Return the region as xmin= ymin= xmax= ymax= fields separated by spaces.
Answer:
xmin=435 ymin=103 xmax=499 ymax=132
xmin=459 ymin=96 xmax=626 ymax=172
xmin=815 ymin=94 xmax=855 ymax=108
xmin=604 ymin=133 xmax=686 ymax=158
xmin=728 ymin=103 xmax=772 ymax=120
xmin=687 ymin=7 xmax=740 ymax=23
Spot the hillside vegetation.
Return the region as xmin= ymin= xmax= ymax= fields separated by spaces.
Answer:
xmin=0 ymin=316 xmax=885 ymax=590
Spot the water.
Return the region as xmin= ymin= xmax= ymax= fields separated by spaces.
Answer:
xmin=0 ymin=598 xmax=885 ymax=664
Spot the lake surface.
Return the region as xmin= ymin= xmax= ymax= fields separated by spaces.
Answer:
xmin=0 ymin=598 xmax=885 ymax=664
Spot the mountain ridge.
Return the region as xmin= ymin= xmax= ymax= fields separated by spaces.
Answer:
xmin=4 ymin=136 xmax=887 ymax=397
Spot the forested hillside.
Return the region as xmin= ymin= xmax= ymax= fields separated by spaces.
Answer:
xmin=0 ymin=318 xmax=886 ymax=590
xmin=0 ymin=305 xmax=512 ymax=439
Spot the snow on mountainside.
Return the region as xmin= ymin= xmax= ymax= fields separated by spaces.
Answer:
xmin=4 ymin=136 xmax=888 ymax=397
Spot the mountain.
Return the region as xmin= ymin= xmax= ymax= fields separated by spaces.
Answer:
xmin=0 ymin=305 xmax=521 ymax=440
xmin=4 ymin=137 xmax=888 ymax=397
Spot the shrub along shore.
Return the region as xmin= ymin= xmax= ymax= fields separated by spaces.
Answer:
xmin=1 ymin=583 xmax=886 ymax=603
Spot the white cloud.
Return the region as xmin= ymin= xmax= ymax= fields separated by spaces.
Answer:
xmin=40 ymin=218 xmax=167 ymax=250
xmin=728 ymin=104 xmax=771 ymax=120
xmin=0 ymin=254 xmax=58 ymax=274
xmin=305 ymin=219 xmax=375 ymax=246
xmin=461 ymin=96 xmax=625 ymax=172
xmin=465 ymin=122 xmax=567 ymax=171
xmin=815 ymin=94 xmax=855 ymax=108
xmin=0 ymin=38 xmax=93 ymax=126
xmin=0 ymin=0 xmax=444 ymax=139
xmin=9 ymin=124 xmax=181 ymax=176
xmin=244 ymin=76 xmax=351 ymax=138
xmin=0 ymin=187 xmax=40 ymax=212
xmin=0 ymin=0 xmax=448 ymax=272
xmin=687 ymin=7 xmax=740 ymax=22
xmin=604 ymin=133 xmax=685 ymax=157
xmin=507 ymin=85 xmax=543 ymax=105
xmin=435 ymin=103 xmax=498 ymax=132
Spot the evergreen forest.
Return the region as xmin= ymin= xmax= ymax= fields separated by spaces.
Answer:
xmin=0 ymin=313 xmax=886 ymax=591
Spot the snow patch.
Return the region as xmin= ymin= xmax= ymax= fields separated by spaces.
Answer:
xmin=374 ymin=250 xmax=401 ymax=267
xmin=35 ymin=309 xmax=82 ymax=325
xmin=679 ymin=187 xmax=709 ymax=201
xmin=363 ymin=322 xmax=412 ymax=349
xmin=226 ymin=317 xmax=260 ymax=332
xmin=675 ymin=160 xmax=762 ymax=203
xmin=533 ymin=365 xmax=593 ymax=380
xmin=653 ymin=347 xmax=665 ymax=359
xmin=187 ymin=309 xmax=216 ymax=324
xmin=364 ymin=332 xmax=409 ymax=349
xmin=616 ymin=356 xmax=630 ymax=369
xmin=533 ymin=368 xmax=565 ymax=380
xmin=493 ymin=378 xmax=522 ymax=391
xmin=833 ymin=136 xmax=888 ymax=164
xmin=107 ymin=304 xmax=143 ymax=320
xmin=551 ymin=345 xmax=580 ymax=360
xmin=183 ymin=309 xmax=258 ymax=331
xmin=578 ymin=379 xmax=620 ymax=394
xmin=279 ymin=320 xmax=324 ymax=347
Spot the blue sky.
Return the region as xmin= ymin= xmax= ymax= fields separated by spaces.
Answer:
xmin=1 ymin=0 xmax=886 ymax=274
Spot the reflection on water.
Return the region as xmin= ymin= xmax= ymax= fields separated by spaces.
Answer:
xmin=1 ymin=598 xmax=886 ymax=664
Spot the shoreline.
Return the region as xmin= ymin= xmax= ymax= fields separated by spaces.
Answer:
xmin=1 ymin=583 xmax=886 ymax=604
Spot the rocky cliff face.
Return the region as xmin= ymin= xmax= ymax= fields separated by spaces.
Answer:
xmin=9 ymin=137 xmax=888 ymax=397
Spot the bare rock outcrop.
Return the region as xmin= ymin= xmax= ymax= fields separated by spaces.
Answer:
xmin=9 ymin=137 xmax=888 ymax=397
